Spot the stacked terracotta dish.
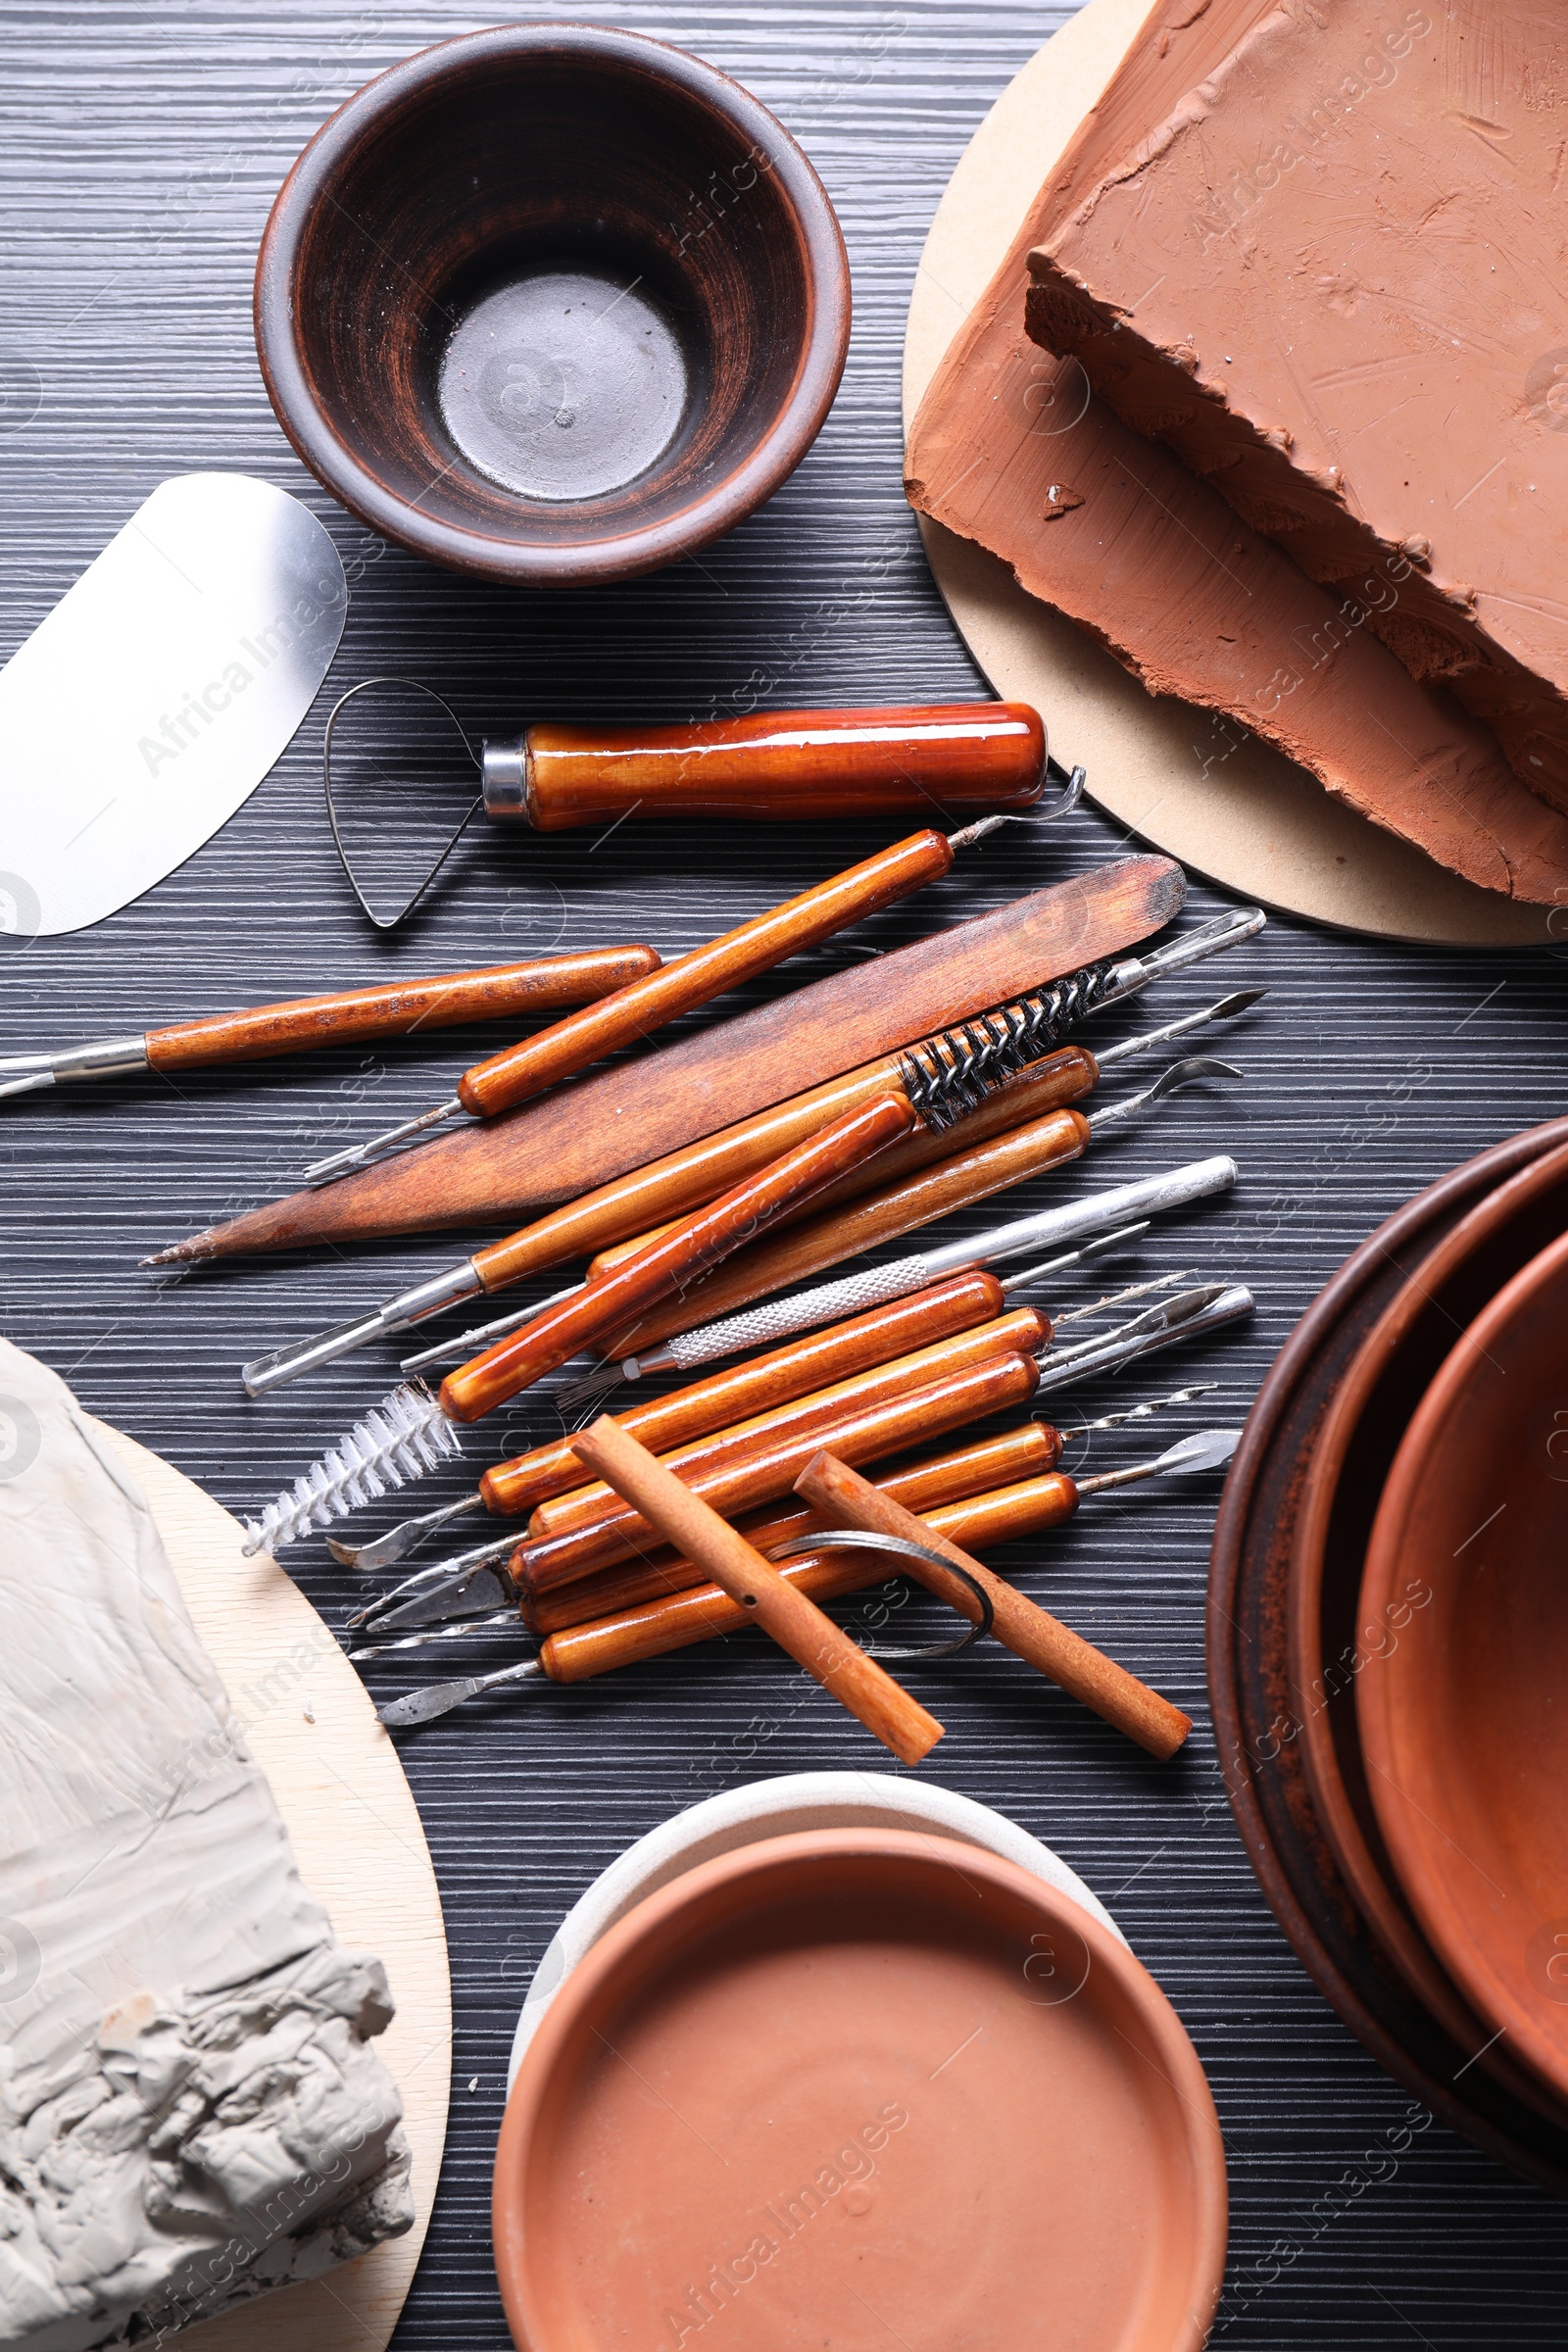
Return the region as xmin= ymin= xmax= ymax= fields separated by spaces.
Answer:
xmin=1210 ymin=1120 xmax=1568 ymax=2185
xmin=906 ymin=0 xmax=1568 ymax=905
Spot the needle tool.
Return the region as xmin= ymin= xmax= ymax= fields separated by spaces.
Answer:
xmin=0 ymin=949 xmax=661 ymax=1102
xmin=240 ymin=1152 xmax=1238 ymax=1556
xmin=372 ymin=1424 xmax=1242 ymax=1729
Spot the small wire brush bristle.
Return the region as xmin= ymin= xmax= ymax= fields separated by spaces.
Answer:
xmin=900 ymin=962 xmax=1117 ymax=1131
xmin=556 ymin=1360 xmax=624 ymax=1418
xmin=241 ymin=1382 xmax=463 ymax=1557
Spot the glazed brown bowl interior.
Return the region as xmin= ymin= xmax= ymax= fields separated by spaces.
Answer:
xmin=1359 ymin=1226 xmax=1568 ymax=2110
xmin=1287 ymin=1136 xmax=1568 ymax=2123
xmin=256 ymin=24 xmax=851 ymax=583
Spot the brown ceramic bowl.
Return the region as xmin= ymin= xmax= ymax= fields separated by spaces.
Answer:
xmin=1360 ymin=1228 xmax=1568 ymax=2111
xmin=495 ymin=1827 xmax=1227 ymax=2352
xmin=255 ymin=24 xmax=851 ymax=585
xmin=1287 ymin=1138 xmax=1568 ymax=2124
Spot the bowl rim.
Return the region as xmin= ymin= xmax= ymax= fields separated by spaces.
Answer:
xmin=253 ymin=21 xmax=852 ymax=585
xmin=492 ymin=1823 xmax=1227 ymax=2352
xmin=1286 ymin=1135 xmax=1568 ymax=2120
xmin=1358 ymin=1221 xmax=1568 ymax=2107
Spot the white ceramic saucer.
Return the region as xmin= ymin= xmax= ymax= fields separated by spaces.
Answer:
xmin=509 ymin=1771 xmax=1123 ymax=2084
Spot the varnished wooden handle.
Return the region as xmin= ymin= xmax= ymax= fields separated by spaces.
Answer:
xmin=604 ymin=1103 xmax=1092 ymax=1359
xmin=569 ymin=1417 xmax=944 ymax=1766
xmin=523 ymin=1420 xmax=1063 ymax=1636
xmin=518 ymin=1349 xmax=1041 ymax=1593
xmin=477 ymin=1270 xmax=1006 ymax=1518
xmin=530 ymin=1306 xmax=1051 ymax=1544
xmin=470 ymin=1043 xmax=1094 ymax=1296
xmin=456 ymin=829 xmax=954 ymax=1119
xmin=439 ymin=1091 xmax=917 ymax=1422
xmin=508 ymin=703 xmax=1048 ymax=831
xmin=538 ymin=1466 xmax=1081 ymax=1680
xmin=795 ymin=1452 xmax=1193 ymax=1760
xmin=142 ymin=949 xmax=662 ymax=1071
xmin=586 ymin=1047 xmax=1096 ymax=1280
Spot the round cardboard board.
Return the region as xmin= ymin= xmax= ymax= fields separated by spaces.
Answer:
xmin=95 ymin=1422 xmax=451 ymax=2352
xmin=903 ymin=0 xmax=1550 ymax=948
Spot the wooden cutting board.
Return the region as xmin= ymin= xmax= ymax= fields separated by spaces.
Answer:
xmin=94 ymin=1423 xmax=451 ymax=2352
xmin=903 ymin=0 xmax=1550 ymax=948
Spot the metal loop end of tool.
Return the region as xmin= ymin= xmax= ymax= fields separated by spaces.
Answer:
xmin=1087 ymin=1055 xmax=1243 ymax=1133
xmin=946 ymin=760 xmax=1086 ymax=852
xmin=764 ymin=1529 xmax=995 ymax=1660
xmin=323 ymin=676 xmax=484 ymax=932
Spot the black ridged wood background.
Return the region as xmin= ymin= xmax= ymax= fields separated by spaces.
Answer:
xmin=2 ymin=5 xmax=1567 ymax=2345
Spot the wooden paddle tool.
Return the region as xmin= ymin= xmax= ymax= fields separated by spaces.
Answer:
xmin=146 ymin=855 xmax=1188 ymax=1261
xmin=236 ymin=910 xmax=1260 ymax=1396
xmin=0 ymin=948 xmax=660 ymax=1102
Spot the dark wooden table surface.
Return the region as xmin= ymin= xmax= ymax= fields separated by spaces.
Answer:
xmin=4 ymin=4 xmax=1567 ymax=2345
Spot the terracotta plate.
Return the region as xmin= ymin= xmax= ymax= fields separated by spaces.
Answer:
xmin=1361 ymin=1229 xmax=1568 ymax=2109
xmin=1208 ymin=1118 xmax=1568 ymax=2192
xmin=1288 ymin=1136 xmax=1568 ymax=2124
xmin=495 ymin=1827 xmax=1227 ymax=2352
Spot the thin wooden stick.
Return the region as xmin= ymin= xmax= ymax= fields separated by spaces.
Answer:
xmin=794 ymin=1450 xmax=1192 ymax=1760
xmin=571 ymin=1418 xmax=944 ymax=1766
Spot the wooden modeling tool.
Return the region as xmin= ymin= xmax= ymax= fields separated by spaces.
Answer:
xmin=518 ymin=1388 xmax=1215 ymax=1638
xmin=329 ymin=1233 xmax=1146 ymax=1575
xmin=240 ymin=1156 xmax=1238 ymax=1556
xmin=0 ymin=949 xmax=660 ymax=1102
xmin=145 ymin=856 xmax=1190 ymax=1261
xmin=372 ymin=1419 xmax=1241 ymax=1729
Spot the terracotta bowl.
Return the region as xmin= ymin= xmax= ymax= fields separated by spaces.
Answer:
xmin=255 ymin=24 xmax=851 ymax=585
xmin=1360 ymin=1226 xmax=1568 ymax=2110
xmin=1288 ymin=1138 xmax=1568 ymax=2123
xmin=1208 ymin=1115 xmax=1568 ymax=2190
xmin=495 ymin=1827 xmax=1227 ymax=2352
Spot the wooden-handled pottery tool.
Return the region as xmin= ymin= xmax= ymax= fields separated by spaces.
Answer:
xmin=145 ymin=856 xmax=1193 ymax=1261
xmin=323 ymin=684 xmax=1063 ymax=928
xmin=0 ymin=949 xmax=660 ymax=1102
xmin=372 ymin=1421 xmax=1241 ymax=1728
xmin=357 ymin=1292 xmax=1201 ymax=1636
xmin=578 ymin=1041 xmax=1246 ymax=1384
xmin=564 ymin=1417 xmax=944 ymax=1765
xmin=516 ymin=1387 xmax=1215 ymax=1638
xmin=237 ymin=1090 xmax=913 ymax=1556
xmin=240 ymin=1155 xmax=1237 ymax=1555
xmin=235 ymin=907 xmax=1260 ymax=1394
xmin=304 ymin=821 xmax=1011 ymax=1188
xmin=330 ymin=1236 xmax=1147 ymax=1575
